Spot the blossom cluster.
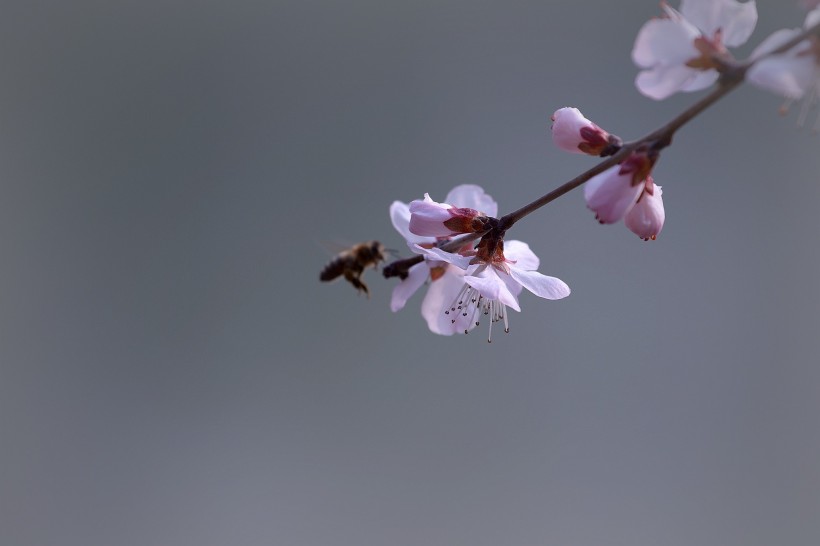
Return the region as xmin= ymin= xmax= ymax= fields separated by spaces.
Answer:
xmin=747 ymin=7 xmax=820 ymax=129
xmin=632 ymin=0 xmax=820 ymax=128
xmin=345 ymin=0 xmax=820 ymax=340
xmin=551 ymin=108 xmax=665 ymax=241
xmin=390 ymin=185 xmax=570 ymax=341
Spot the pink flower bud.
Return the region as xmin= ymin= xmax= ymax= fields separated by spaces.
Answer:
xmin=625 ymin=180 xmax=665 ymax=241
xmin=584 ymin=165 xmax=644 ymax=224
xmin=409 ymin=194 xmax=489 ymax=237
xmin=584 ymin=150 xmax=657 ymax=225
xmin=551 ymin=107 xmax=611 ymax=155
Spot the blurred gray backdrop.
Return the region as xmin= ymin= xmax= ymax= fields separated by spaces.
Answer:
xmin=1 ymin=1 xmax=818 ymax=545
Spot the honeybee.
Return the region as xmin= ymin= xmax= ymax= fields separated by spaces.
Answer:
xmin=320 ymin=240 xmax=386 ymax=297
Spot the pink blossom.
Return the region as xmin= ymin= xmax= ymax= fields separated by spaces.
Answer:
xmin=550 ymin=107 xmax=613 ymax=156
xmin=408 ymin=193 xmax=490 ymax=238
xmin=632 ymin=0 xmax=757 ymax=100
xmin=390 ymin=185 xmax=500 ymax=336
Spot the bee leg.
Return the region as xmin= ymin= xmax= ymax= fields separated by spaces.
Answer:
xmin=344 ymin=270 xmax=370 ymax=298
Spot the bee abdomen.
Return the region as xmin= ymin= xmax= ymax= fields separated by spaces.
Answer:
xmin=320 ymin=259 xmax=347 ymax=282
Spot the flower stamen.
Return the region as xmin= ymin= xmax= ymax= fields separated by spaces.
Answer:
xmin=795 ymin=85 xmax=819 ymax=132
xmin=442 ymin=282 xmax=511 ymax=340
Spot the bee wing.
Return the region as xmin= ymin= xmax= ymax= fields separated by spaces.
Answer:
xmin=317 ymin=240 xmax=353 ymax=282
xmin=315 ymin=239 xmax=356 ymax=256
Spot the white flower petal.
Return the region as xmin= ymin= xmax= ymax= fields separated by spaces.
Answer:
xmin=465 ymin=269 xmax=521 ymax=312
xmin=464 ymin=269 xmax=502 ymax=301
xmin=632 ymin=17 xmax=700 ymax=69
xmin=496 ymin=271 xmax=524 ymax=315
xmin=415 ymin=245 xmax=474 ymax=270
xmin=681 ymin=0 xmax=757 ymax=47
xmin=747 ymin=28 xmax=816 ymax=99
xmin=502 ymin=239 xmax=539 ymax=271
xmin=807 ymin=7 xmax=820 ymax=28
xmin=750 ymin=28 xmax=804 ymax=59
xmin=636 ymin=64 xmax=702 ymax=101
xmin=444 ymin=184 xmax=498 ymax=218
xmin=721 ymin=1 xmax=758 ymax=47
xmin=421 ymin=267 xmax=473 ymax=335
xmin=679 ymin=69 xmax=719 ymax=92
xmin=747 ymin=55 xmax=816 ymax=100
xmin=390 ymin=261 xmax=429 ymax=312
xmin=508 ymin=268 xmax=571 ymax=301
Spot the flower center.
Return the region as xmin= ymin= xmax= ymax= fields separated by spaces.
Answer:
xmin=686 ymin=30 xmax=729 ymax=71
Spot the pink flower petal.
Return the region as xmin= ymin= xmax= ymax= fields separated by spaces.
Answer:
xmin=390 ymin=201 xmax=434 ymax=245
xmin=408 ymin=194 xmax=457 ymax=237
xmin=550 ymin=107 xmax=609 ymax=155
xmin=624 ymin=185 xmax=666 ymax=241
xmin=584 ymin=165 xmax=644 ymax=224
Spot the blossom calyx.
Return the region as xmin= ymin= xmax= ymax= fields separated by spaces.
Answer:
xmin=409 ymin=193 xmax=491 ymax=237
xmin=472 ymin=229 xmax=507 ymax=268
xmin=551 ymin=107 xmax=620 ymax=156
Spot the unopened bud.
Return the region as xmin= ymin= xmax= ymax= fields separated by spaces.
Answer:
xmin=551 ymin=107 xmax=615 ymax=156
xmin=409 ymin=194 xmax=490 ymax=237
xmin=624 ymin=179 xmax=665 ymax=241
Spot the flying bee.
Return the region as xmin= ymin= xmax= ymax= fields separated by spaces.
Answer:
xmin=320 ymin=240 xmax=386 ymax=297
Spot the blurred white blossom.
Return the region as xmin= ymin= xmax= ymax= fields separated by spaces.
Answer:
xmin=746 ymin=8 xmax=820 ymax=129
xmin=632 ymin=0 xmax=757 ymax=100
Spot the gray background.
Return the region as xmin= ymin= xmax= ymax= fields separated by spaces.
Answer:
xmin=1 ymin=1 xmax=818 ymax=545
